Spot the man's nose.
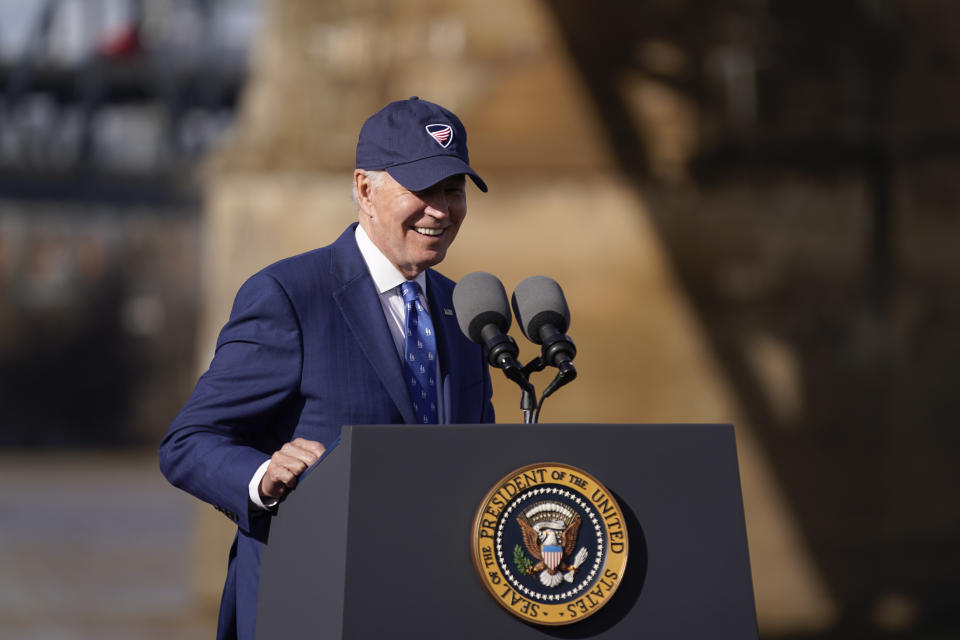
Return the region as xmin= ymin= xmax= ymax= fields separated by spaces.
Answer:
xmin=424 ymin=195 xmax=450 ymax=217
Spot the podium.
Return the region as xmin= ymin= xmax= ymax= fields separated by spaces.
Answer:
xmin=256 ymin=424 xmax=758 ymax=638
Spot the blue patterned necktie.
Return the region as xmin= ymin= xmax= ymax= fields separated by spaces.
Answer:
xmin=401 ymin=282 xmax=439 ymax=424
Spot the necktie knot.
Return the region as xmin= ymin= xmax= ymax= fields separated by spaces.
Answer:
xmin=400 ymin=282 xmax=420 ymax=304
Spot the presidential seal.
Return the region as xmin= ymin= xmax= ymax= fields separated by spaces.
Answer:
xmin=470 ymin=462 xmax=628 ymax=625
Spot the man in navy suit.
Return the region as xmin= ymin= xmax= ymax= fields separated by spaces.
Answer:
xmin=159 ymin=97 xmax=495 ymax=640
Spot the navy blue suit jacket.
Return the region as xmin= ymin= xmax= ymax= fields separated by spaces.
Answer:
xmin=159 ymin=224 xmax=494 ymax=640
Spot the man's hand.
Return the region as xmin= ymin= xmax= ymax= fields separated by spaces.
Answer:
xmin=259 ymin=438 xmax=325 ymax=502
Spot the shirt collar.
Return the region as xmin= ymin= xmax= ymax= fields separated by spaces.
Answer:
xmin=355 ymin=224 xmax=428 ymax=296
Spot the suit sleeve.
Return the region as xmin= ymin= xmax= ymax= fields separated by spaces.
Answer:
xmin=159 ymin=272 xmax=303 ymax=537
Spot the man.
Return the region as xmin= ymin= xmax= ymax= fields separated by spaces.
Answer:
xmin=159 ymin=97 xmax=495 ymax=640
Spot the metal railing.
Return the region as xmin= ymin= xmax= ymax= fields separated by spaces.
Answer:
xmin=0 ymin=0 xmax=257 ymax=180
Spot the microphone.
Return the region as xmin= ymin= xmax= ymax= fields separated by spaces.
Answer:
xmin=511 ymin=276 xmax=577 ymax=368
xmin=452 ymin=271 xmax=521 ymax=371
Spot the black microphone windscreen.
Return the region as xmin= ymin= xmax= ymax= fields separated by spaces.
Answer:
xmin=511 ymin=276 xmax=570 ymax=344
xmin=452 ymin=271 xmax=512 ymax=344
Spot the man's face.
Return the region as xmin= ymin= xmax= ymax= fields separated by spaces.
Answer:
xmin=356 ymin=171 xmax=467 ymax=279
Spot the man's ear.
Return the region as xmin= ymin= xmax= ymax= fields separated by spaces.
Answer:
xmin=354 ymin=170 xmax=374 ymax=212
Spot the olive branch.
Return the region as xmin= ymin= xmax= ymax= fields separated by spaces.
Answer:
xmin=513 ymin=544 xmax=534 ymax=574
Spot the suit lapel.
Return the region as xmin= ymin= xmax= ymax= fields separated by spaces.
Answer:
xmin=330 ymin=226 xmax=416 ymax=424
xmin=426 ymin=270 xmax=461 ymax=423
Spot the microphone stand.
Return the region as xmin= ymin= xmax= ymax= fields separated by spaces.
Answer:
xmin=515 ymin=336 xmax=578 ymax=424
xmin=521 ymin=388 xmax=537 ymax=424
xmin=520 ymin=359 xmax=544 ymax=424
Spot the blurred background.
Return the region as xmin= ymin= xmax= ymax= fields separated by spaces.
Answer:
xmin=1 ymin=0 xmax=958 ymax=638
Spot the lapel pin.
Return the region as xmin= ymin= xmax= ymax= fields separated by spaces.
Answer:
xmin=443 ymin=308 xmax=454 ymax=316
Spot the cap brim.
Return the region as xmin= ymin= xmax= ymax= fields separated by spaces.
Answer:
xmin=386 ymin=155 xmax=488 ymax=193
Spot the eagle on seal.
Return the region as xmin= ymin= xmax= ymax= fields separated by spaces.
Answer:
xmin=517 ymin=501 xmax=586 ymax=587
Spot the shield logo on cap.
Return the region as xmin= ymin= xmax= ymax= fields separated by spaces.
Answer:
xmin=425 ymin=123 xmax=453 ymax=148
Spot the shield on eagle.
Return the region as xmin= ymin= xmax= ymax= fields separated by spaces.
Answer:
xmin=542 ymin=545 xmax=563 ymax=571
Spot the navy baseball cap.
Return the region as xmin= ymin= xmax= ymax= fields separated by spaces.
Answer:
xmin=356 ymin=97 xmax=488 ymax=193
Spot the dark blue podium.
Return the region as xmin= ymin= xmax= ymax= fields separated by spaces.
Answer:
xmin=256 ymin=423 xmax=758 ymax=639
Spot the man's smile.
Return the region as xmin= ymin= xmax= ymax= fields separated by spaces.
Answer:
xmin=413 ymin=226 xmax=444 ymax=237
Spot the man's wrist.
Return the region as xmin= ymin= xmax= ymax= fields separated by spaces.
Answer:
xmin=248 ymin=459 xmax=278 ymax=510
